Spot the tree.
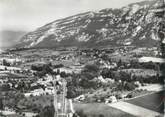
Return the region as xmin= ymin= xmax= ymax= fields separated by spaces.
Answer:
xmin=81 ymin=64 xmax=100 ymax=80
xmin=101 ymin=54 xmax=109 ymax=61
xmin=43 ymin=64 xmax=53 ymax=74
xmin=83 ymin=64 xmax=99 ymax=74
xmin=124 ymin=82 xmax=136 ymax=91
xmin=66 ymin=86 xmax=77 ymax=98
xmin=117 ymin=59 xmax=122 ymax=67
xmin=101 ymin=68 xmax=112 ymax=78
xmin=60 ymin=71 xmax=67 ymax=78
xmin=31 ymin=65 xmax=42 ymax=71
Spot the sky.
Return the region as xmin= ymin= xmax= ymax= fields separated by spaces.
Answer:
xmin=0 ymin=0 xmax=146 ymax=32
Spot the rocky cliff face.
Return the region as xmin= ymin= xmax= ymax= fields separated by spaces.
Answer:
xmin=17 ymin=0 xmax=162 ymax=48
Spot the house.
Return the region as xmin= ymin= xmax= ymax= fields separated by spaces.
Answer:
xmin=74 ymin=95 xmax=85 ymax=102
xmin=0 ymin=65 xmax=21 ymax=71
xmin=0 ymin=71 xmax=30 ymax=85
xmin=105 ymin=96 xmax=117 ymax=104
xmin=24 ymin=88 xmax=44 ymax=97
xmin=54 ymin=67 xmax=73 ymax=74
xmin=139 ymin=57 xmax=165 ymax=63
xmin=0 ymin=58 xmax=22 ymax=66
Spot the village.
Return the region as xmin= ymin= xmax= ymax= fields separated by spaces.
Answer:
xmin=0 ymin=46 xmax=164 ymax=117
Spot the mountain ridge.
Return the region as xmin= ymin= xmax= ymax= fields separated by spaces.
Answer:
xmin=16 ymin=0 xmax=162 ymax=49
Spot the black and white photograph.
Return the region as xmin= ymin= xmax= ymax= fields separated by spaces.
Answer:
xmin=0 ymin=0 xmax=164 ymax=117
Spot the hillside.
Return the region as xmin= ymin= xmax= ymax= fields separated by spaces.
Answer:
xmin=16 ymin=0 xmax=162 ymax=49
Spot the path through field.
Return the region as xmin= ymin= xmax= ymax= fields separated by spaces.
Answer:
xmin=108 ymin=101 xmax=163 ymax=117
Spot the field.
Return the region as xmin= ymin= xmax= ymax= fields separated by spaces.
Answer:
xmin=17 ymin=95 xmax=53 ymax=111
xmin=74 ymin=103 xmax=135 ymax=117
xmin=17 ymin=95 xmax=135 ymax=117
xmin=126 ymin=91 xmax=164 ymax=113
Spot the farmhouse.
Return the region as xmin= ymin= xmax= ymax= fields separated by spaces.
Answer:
xmin=139 ymin=57 xmax=165 ymax=63
xmin=0 ymin=58 xmax=22 ymax=65
xmin=105 ymin=96 xmax=117 ymax=104
xmin=0 ymin=65 xmax=21 ymax=71
xmin=0 ymin=71 xmax=33 ymax=84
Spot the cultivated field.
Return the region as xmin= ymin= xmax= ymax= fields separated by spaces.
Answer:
xmin=74 ymin=103 xmax=135 ymax=117
xmin=126 ymin=91 xmax=164 ymax=113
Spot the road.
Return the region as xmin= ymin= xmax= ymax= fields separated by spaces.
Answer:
xmin=108 ymin=101 xmax=163 ymax=117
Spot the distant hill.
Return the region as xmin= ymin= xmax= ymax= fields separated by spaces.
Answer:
xmin=0 ymin=30 xmax=26 ymax=48
xmin=16 ymin=0 xmax=162 ymax=49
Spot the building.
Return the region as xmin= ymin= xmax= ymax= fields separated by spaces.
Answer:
xmin=139 ymin=57 xmax=165 ymax=63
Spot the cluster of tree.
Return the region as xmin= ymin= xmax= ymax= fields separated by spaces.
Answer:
xmin=0 ymin=91 xmax=25 ymax=109
xmin=80 ymin=64 xmax=99 ymax=79
xmin=66 ymin=85 xmax=83 ymax=99
xmin=66 ymin=64 xmax=101 ymax=98
xmin=67 ymin=63 xmax=141 ymax=99
xmin=112 ymin=71 xmax=132 ymax=82
xmin=0 ymin=80 xmax=37 ymax=92
xmin=66 ymin=63 xmax=155 ymax=98
xmin=35 ymin=105 xmax=79 ymax=117
xmin=2 ymin=59 xmax=10 ymax=66
xmin=117 ymin=59 xmax=160 ymax=70
xmin=66 ymin=64 xmax=100 ymax=89
xmin=38 ymin=105 xmax=54 ymax=117
xmin=31 ymin=64 xmax=53 ymax=73
xmin=53 ymin=64 xmax=64 ymax=68
xmin=101 ymin=66 xmax=160 ymax=83
xmin=31 ymin=63 xmax=72 ymax=78
xmin=111 ymin=71 xmax=160 ymax=84
xmin=129 ymin=61 xmax=159 ymax=70
xmin=132 ymin=75 xmax=161 ymax=84
xmin=32 ymin=64 xmax=53 ymax=77
xmin=66 ymin=74 xmax=86 ymax=98
xmin=101 ymin=68 xmax=112 ymax=78
xmin=0 ymin=84 xmax=10 ymax=91
xmin=115 ymin=82 xmax=137 ymax=91
xmin=76 ymin=64 xmax=100 ymax=88
xmin=55 ymin=70 xmax=71 ymax=78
